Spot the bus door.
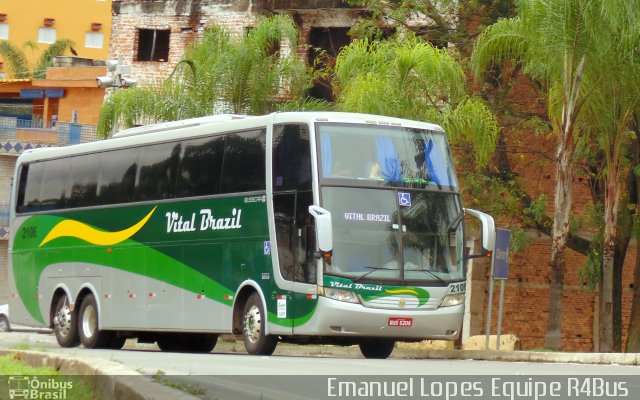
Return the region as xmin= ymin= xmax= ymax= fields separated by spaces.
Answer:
xmin=273 ymin=190 xmax=317 ymax=332
xmin=272 ymin=124 xmax=317 ymax=333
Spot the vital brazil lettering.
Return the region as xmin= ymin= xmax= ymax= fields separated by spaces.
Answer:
xmin=166 ymin=208 xmax=242 ymax=232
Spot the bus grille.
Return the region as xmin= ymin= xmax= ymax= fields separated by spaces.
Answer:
xmin=359 ymin=295 xmax=441 ymax=310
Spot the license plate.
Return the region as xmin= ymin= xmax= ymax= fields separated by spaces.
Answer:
xmin=388 ymin=317 xmax=413 ymax=327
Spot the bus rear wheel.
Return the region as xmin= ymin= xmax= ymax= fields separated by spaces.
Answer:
xmin=78 ymin=294 xmax=112 ymax=349
xmin=53 ymin=295 xmax=80 ymax=348
xmin=0 ymin=315 xmax=10 ymax=332
xmin=242 ymin=293 xmax=277 ymax=355
xmin=359 ymin=339 xmax=395 ymax=359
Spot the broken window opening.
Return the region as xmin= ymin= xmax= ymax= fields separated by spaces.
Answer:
xmin=137 ymin=29 xmax=170 ymax=62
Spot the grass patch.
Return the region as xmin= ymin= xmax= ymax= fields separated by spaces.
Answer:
xmin=153 ymin=371 xmax=207 ymax=397
xmin=7 ymin=342 xmax=47 ymax=352
xmin=8 ymin=343 xmax=33 ymax=351
xmin=0 ymin=353 xmax=101 ymax=400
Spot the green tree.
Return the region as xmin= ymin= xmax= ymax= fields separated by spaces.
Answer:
xmin=98 ymin=15 xmax=312 ymax=137
xmin=333 ymin=37 xmax=499 ymax=166
xmin=472 ymin=0 xmax=615 ymax=350
xmin=581 ymin=4 xmax=640 ymax=351
xmin=0 ymin=39 xmax=74 ymax=79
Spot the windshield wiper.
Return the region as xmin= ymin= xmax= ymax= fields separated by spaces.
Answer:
xmin=412 ymin=268 xmax=448 ymax=286
xmin=354 ymin=266 xmax=397 ymax=282
xmin=446 ymin=211 xmax=464 ymax=233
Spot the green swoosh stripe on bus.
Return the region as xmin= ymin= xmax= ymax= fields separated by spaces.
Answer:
xmin=363 ymin=287 xmax=430 ymax=307
xmin=14 ymin=214 xmax=317 ymax=327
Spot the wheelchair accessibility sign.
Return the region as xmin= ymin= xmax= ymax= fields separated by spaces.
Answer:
xmin=398 ymin=192 xmax=411 ymax=207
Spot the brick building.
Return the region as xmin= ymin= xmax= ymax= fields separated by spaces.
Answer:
xmin=110 ymin=0 xmax=362 ymax=100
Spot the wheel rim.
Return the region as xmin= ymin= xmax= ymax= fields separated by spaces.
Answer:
xmin=81 ymin=304 xmax=97 ymax=339
xmin=244 ymin=305 xmax=262 ymax=344
xmin=0 ymin=319 xmax=7 ymax=331
xmin=55 ymin=301 xmax=72 ymax=337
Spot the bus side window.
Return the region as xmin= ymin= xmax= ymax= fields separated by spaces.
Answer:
xmin=135 ymin=142 xmax=181 ymax=201
xmin=67 ymin=154 xmax=99 ymax=208
xmin=221 ymin=129 xmax=266 ymax=193
xmin=40 ymin=158 xmax=69 ymax=211
xmin=177 ymin=136 xmax=224 ymax=197
xmin=16 ymin=164 xmax=29 ymax=213
xmin=97 ymin=148 xmax=139 ymax=205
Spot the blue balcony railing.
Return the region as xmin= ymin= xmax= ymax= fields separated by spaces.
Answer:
xmin=0 ymin=204 xmax=9 ymax=226
xmin=0 ymin=116 xmax=100 ymax=148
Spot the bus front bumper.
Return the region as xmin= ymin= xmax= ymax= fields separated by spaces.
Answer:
xmin=301 ymin=296 xmax=464 ymax=340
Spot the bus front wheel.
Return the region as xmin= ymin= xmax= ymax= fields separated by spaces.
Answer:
xmin=78 ymin=294 xmax=112 ymax=348
xmin=242 ymin=293 xmax=277 ymax=355
xmin=53 ymin=295 xmax=80 ymax=348
xmin=359 ymin=339 xmax=395 ymax=359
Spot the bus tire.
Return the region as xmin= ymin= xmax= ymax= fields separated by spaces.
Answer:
xmin=192 ymin=334 xmax=218 ymax=353
xmin=0 ymin=315 xmax=10 ymax=332
xmin=359 ymin=339 xmax=395 ymax=359
xmin=78 ymin=294 xmax=112 ymax=349
xmin=109 ymin=335 xmax=127 ymax=350
xmin=54 ymin=295 xmax=80 ymax=348
xmin=242 ymin=293 xmax=277 ymax=355
xmin=156 ymin=333 xmax=216 ymax=353
xmin=157 ymin=335 xmax=182 ymax=352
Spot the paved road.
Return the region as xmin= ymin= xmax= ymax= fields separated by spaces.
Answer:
xmin=2 ymin=332 xmax=640 ymax=399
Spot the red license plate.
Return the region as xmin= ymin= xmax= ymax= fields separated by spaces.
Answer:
xmin=388 ymin=317 xmax=413 ymax=327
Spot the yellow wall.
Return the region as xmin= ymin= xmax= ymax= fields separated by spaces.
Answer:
xmin=0 ymin=1 xmax=112 ymax=71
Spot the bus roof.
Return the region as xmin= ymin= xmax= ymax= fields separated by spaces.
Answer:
xmin=16 ymin=112 xmax=445 ymax=164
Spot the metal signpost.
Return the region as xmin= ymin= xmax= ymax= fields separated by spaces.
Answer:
xmin=485 ymin=228 xmax=511 ymax=350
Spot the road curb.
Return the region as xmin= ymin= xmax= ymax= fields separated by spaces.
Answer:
xmin=392 ymin=348 xmax=639 ymax=365
xmin=209 ymin=340 xmax=640 ymax=365
xmin=0 ymin=349 xmax=199 ymax=400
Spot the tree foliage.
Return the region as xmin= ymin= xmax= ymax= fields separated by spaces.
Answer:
xmin=0 ymin=39 xmax=74 ymax=79
xmin=333 ymin=37 xmax=499 ymax=166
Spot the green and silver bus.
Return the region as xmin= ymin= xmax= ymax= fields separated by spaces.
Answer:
xmin=8 ymin=112 xmax=494 ymax=359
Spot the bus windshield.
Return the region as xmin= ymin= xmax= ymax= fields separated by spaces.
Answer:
xmin=317 ymin=123 xmax=457 ymax=189
xmin=320 ymin=187 xmax=464 ymax=284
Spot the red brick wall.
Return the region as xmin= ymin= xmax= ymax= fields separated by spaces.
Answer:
xmin=111 ymin=1 xmax=259 ymax=86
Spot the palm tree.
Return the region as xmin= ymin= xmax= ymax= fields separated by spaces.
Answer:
xmin=472 ymin=0 xmax=638 ymax=350
xmin=0 ymin=39 xmax=74 ymax=79
xmin=580 ymin=3 xmax=640 ymax=351
xmin=333 ymin=37 xmax=499 ymax=166
xmin=98 ymin=15 xmax=313 ymax=137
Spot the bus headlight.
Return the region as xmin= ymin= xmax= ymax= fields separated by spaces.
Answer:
xmin=440 ymin=293 xmax=465 ymax=307
xmin=320 ymin=287 xmax=360 ymax=304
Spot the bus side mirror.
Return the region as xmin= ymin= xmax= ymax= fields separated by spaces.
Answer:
xmin=463 ymin=208 xmax=496 ymax=259
xmin=308 ymin=205 xmax=333 ymax=254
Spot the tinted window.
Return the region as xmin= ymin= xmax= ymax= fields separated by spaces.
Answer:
xmin=135 ymin=142 xmax=181 ymax=201
xmin=16 ymin=164 xmax=29 ymax=213
xmin=38 ymin=159 xmax=69 ymax=210
xmin=67 ymin=154 xmax=99 ymax=208
xmin=273 ymin=124 xmax=311 ymax=191
xmin=97 ymin=148 xmax=138 ymax=205
xmin=221 ymin=130 xmax=266 ymax=193
xmin=23 ymin=163 xmax=44 ymax=212
xmin=177 ymin=135 xmax=225 ymax=197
